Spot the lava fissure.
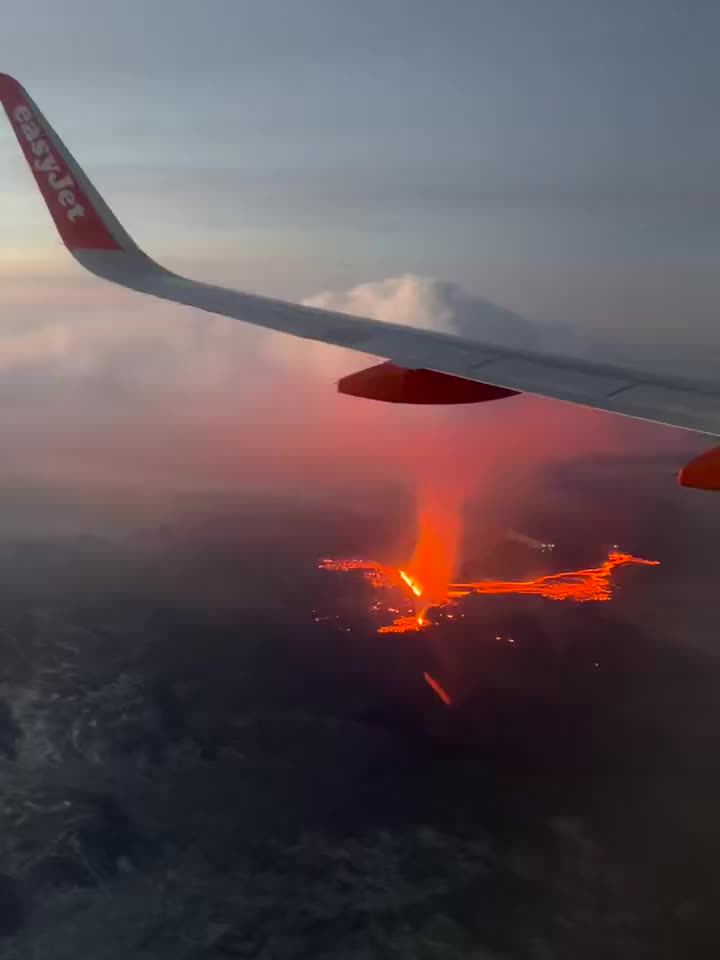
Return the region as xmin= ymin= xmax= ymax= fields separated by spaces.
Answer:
xmin=320 ymin=551 xmax=659 ymax=634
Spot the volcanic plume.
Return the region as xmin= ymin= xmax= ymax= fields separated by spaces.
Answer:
xmin=403 ymin=488 xmax=462 ymax=613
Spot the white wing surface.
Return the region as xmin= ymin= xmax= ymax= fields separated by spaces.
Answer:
xmin=2 ymin=72 xmax=720 ymax=438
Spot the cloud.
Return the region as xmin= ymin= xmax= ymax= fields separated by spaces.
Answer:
xmin=302 ymin=272 xmax=579 ymax=349
xmin=0 ymin=271 xmax=698 ymax=521
xmin=304 ymin=275 xmax=455 ymax=331
xmin=264 ymin=274 xmax=458 ymax=378
xmin=262 ymin=273 xmax=588 ymax=379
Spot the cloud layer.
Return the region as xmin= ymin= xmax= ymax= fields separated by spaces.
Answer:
xmin=0 ymin=271 xmax=699 ymax=525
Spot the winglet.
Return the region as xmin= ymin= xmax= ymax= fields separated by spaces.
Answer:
xmin=0 ymin=73 xmax=138 ymax=254
xmin=678 ymin=445 xmax=720 ymax=490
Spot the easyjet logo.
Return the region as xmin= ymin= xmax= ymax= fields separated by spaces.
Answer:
xmin=12 ymin=103 xmax=85 ymax=222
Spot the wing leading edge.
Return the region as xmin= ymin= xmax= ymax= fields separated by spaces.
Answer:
xmin=2 ymin=71 xmax=720 ymax=446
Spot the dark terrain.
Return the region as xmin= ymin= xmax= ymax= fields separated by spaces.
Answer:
xmin=0 ymin=456 xmax=719 ymax=958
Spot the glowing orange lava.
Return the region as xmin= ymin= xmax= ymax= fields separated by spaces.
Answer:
xmin=404 ymin=497 xmax=461 ymax=609
xmin=399 ymin=570 xmax=423 ymax=597
xmin=449 ymin=552 xmax=659 ymax=604
xmin=379 ymin=614 xmax=426 ymax=634
xmin=320 ymin=551 xmax=659 ymax=634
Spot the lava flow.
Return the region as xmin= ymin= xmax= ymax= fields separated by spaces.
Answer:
xmin=319 ymin=551 xmax=659 ymax=634
xmin=448 ymin=552 xmax=660 ymax=603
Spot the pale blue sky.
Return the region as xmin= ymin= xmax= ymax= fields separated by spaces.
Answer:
xmin=2 ymin=0 xmax=720 ymax=345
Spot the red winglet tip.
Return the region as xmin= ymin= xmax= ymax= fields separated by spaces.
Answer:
xmin=678 ymin=446 xmax=720 ymax=491
xmin=0 ymin=74 xmax=120 ymax=251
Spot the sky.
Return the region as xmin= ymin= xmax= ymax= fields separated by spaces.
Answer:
xmin=0 ymin=0 xmax=716 ymax=513
xmin=2 ymin=1 xmax=720 ymax=320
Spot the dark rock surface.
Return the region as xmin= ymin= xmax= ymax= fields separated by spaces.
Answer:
xmin=0 ymin=488 xmax=718 ymax=958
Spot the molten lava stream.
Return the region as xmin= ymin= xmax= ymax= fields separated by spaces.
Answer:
xmin=320 ymin=551 xmax=659 ymax=634
xmin=449 ymin=552 xmax=659 ymax=604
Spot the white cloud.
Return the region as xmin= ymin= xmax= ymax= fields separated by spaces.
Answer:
xmin=261 ymin=272 xmax=587 ymax=379
xmin=303 ymin=274 xmax=456 ymax=331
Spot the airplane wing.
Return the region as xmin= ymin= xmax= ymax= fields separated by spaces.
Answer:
xmin=2 ymin=72 xmax=720 ymax=487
